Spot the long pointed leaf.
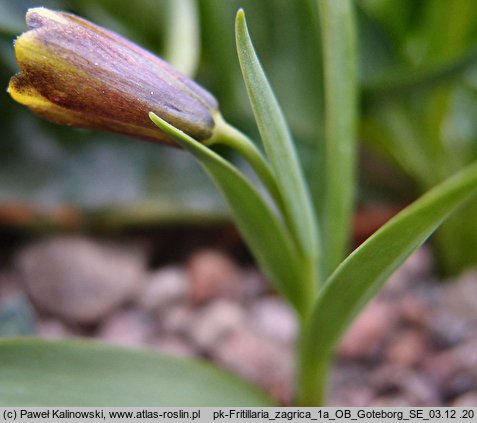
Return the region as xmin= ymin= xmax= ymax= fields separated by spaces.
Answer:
xmin=150 ymin=113 xmax=311 ymax=314
xmin=0 ymin=338 xmax=273 ymax=406
xmin=235 ymin=11 xmax=319 ymax=269
xmin=300 ymin=160 xmax=477 ymax=404
xmin=318 ymin=0 xmax=358 ymax=278
xmin=164 ymin=0 xmax=200 ymax=76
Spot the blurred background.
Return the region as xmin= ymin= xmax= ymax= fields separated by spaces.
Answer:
xmin=2 ymin=0 xmax=477 ymax=272
xmin=1 ymin=0 xmax=477 ymax=406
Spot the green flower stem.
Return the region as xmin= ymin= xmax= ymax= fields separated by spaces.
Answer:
xmin=207 ymin=114 xmax=286 ymax=217
xmin=300 ymin=256 xmax=319 ymax=318
xmin=296 ymin=334 xmax=330 ymax=406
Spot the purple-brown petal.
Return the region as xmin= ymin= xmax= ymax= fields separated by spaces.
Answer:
xmin=9 ymin=7 xmax=218 ymax=144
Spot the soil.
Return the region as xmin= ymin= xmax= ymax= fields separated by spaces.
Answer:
xmin=0 ymin=226 xmax=476 ymax=406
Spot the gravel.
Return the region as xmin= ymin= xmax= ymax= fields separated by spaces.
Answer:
xmin=1 ymin=237 xmax=477 ymax=406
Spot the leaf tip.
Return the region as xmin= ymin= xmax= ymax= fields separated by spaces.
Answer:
xmin=149 ymin=111 xmax=186 ymax=143
xmin=149 ymin=111 xmax=170 ymax=132
xmin=148 ymin=111 xmax=161 ymax=126
xmin=235 ymin=8 xmax=246 ymax=30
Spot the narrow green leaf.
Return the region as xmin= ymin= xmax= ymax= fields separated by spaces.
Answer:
xmin=235 ymin=10 xmax=319 ymax=268
xmin=299 ymin=160 xmax=477 ymax=405
xmin=150 ymin=113 xmax=311 ymax=314
xmin=164 ymin=0 xmax=200 ymax=76
xmin=318 ymin=0 xmax=358 ymax=278
xmin=198 ymin=0 xmax=239 ymax=111
xmin=0 ymin=338 xmax=273 ymax=406
xmin=363 ymin=46 xmax=477 ymax=103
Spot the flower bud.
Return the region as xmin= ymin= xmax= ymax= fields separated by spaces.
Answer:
xmin=8 ymin=7 xmax=218 ymax=145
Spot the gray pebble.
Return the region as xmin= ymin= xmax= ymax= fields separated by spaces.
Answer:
xmin=187 ymin=249 xmax=242 ymax=303
xmin=97 ymin=309 xmax=153 ymax=347
xmin=137 ymin=266 xmax=189 ymax=311
xmin=16 ymin=237 xmax=144 ymax=325
xmin=187 ymin=300 xmax=245 ymax=351
xmin=247 ymin=297 xmax=297 ymax=344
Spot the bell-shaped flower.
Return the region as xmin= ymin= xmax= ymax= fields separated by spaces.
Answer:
xmin=8 ymin=7 xmax=218 ymax=145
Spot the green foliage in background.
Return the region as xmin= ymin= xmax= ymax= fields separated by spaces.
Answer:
xmin=0 ymin=0 xmax=326 ymax=228
xmin=3 ymin=1 xmax=477 ymax=407
xmin=360 ymin=0 xmax=477 ymax=274
xmin=2 ymin=0 xmax=477 ymax=275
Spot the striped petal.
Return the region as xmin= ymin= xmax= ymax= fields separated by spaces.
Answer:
xmin=8 ymin=7 xmax=218 ymax=145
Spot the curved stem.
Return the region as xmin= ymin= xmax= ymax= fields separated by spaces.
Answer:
xmin=207 ymin=113 xmax=286 ymax=215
